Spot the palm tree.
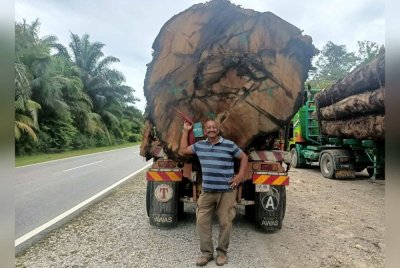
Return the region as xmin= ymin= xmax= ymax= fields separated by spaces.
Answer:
xmin=15 ymin=62 xmax=41 ymax=141
xmin=15 ymin=19 xmax=82 ymax=151
xmin=16 ymin=19 xmax=71 ymax=119
xmin=66 ymin=33 xmax=137 ymax=138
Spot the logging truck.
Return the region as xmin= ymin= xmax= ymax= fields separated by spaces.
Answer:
xmin=288 ymin=85 xmax=385 ymax=180
xmin=140 ymin=0 xmax=318 ymax=231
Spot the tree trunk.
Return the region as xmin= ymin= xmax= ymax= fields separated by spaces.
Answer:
xmin=319 ymin=87 xmax=385 ymax=120
xmin=140 ymin=0 xmax=317 ymax=160
xmin=315 ymin=52 xmax=385 ymax=108
xmin=320 ymin=114 xmax=384 ymax=140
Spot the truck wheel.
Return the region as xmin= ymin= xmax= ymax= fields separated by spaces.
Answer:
xmin=178 ymin=199 xmax=184 ymax=220
xmin=290 ymin=148 xmax=300 ymax=168
xmin=320 ymin=153 xmax=335 ymax=179
xmin=146 ymin=180 xmax=151 ymax=217
xmin=245 ymin=204 xmax=255 ymax=222
xmin=281 ymin=187 xmax=286 ymax=221
xmin=367 ymin=167 xmax=374 ymax=177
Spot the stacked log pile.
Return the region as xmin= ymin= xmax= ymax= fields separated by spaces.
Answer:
xmin=140 ymin=0 xmax=317 ymax=160
xmin=314 ymin=51 xmax=385 ymax=140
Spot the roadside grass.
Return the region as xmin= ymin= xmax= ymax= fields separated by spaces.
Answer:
xmin=15 ymin=142 xmax=141 ymax=167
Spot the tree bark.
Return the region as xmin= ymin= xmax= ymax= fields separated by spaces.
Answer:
xmin=140 ymin=0 xmax=317 ymax=160
xmin=315 ymin=52 xmax=385 ymax=108
xmin=320 ymin=115 xmax=384 ymax=140
xmin=319 ymin=87 xmax=385 ymax=120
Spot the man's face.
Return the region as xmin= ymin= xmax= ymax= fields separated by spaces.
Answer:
xmin=204 ymin=120 xmax=219 ymax=138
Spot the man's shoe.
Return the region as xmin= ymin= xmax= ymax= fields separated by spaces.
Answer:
xmin=216 ymin=255 xmax=227 ymax=266
xmin=196 ymin=255 xmax=214 ymax=266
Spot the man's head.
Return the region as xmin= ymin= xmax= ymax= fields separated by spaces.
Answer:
xmin=203 ymin=120 xmax=220 ymax=139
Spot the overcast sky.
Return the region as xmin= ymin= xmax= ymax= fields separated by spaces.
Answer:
xmin=15 ymin=0 xmax=385 ymax=112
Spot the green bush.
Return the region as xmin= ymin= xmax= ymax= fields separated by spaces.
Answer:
xmin=128 ymin=133 xmax=142 ymax=142
xmin=38 ymin=118 xmax=78 ymax=153
xmin=71 ymin=133 xmax=96 ymax=150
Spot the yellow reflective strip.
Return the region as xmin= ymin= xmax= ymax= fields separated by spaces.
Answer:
xmin=272 ymin=176 xmax=287 ymax=185
xmin=167 ymin=172 xmax=180 ymax=181
xmin=254 ymin=175 xmax=268 ymax=184
xmin=149 ymin=171 xmax=163 ymax=181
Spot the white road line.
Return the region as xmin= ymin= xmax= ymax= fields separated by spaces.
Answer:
xmin=16 ymin=146 xmax=140 ymax=169
xmin=63 ymin=160 xmax=104 ymax=172
xmin=15 ymin=162 xmax=152 ymax=247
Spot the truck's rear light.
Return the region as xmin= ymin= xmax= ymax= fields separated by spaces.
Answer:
xmin=252 ymin=162 xmax=280 ymax=171
xmin=252 ymin=163 xmax=260 ymax=170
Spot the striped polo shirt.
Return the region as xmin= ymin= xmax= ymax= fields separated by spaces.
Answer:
xmin=192 ymin=137 xmax=243 ymax=192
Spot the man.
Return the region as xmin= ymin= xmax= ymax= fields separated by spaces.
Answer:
xmin=179 ymin=119 xmax=248 ymax=266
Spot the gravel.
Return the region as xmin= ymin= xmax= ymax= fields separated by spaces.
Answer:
xmin=16 ymin=167 xmax=384 ymax=268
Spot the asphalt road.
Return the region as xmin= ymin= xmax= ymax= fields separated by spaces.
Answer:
xmin=15 ymin=146 xmax=150 ymax=240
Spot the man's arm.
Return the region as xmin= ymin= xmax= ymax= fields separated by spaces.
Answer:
xmin=178 ymin=121 xmax=194 ymax=155
xmin=229 ymin=151 xmax=248 ymax=189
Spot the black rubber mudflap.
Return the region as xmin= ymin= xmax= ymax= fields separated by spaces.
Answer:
xmin=148 ymin=181 xmax=180 ymax=227
xmin=254 ymin=185 xmax=286 ymax=232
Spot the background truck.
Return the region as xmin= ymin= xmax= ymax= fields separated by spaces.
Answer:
xmin=288 ymin=52 xmax=385 ymax=180
xmin=139 ymin=1 xmax=317 ymax=231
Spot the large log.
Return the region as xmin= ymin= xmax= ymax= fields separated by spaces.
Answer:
xmin=319 ymin=87 xmax=385 ymax=120
xmin=141 ymin=0 xmax=317 ymax=160
xmin=315 ymin=51 xmax=385 ymax=108
xmin=320 ymin=114 xmax=384 ymax=140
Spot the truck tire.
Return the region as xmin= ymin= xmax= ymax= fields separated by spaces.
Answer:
xmin=245 ymin=204 xmax=255 ymax=222
xmin=281 ymin=186 xmax=286 ymax=221
xmin=320 ymin=153 xmax=335 ymax=179
xmin=146 ymin=181 xmax=151 ymax=217
xmin=290 ymin=148 xmax=300 ymax=168
xmin=367 ymin=167 xmax=374 ymax=177
xmin=178 ymin=199 xmax=184 ymax=220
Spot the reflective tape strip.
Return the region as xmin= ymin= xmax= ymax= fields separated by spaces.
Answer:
xmin=148 ymin=171 xmax=163 ymax=181
xmin=252 ymin=174 xmax=289 ymax=185
xmin=146 ymin=171 xmax=182 ymax=181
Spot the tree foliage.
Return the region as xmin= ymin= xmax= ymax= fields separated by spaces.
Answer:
xmin=355 ymin=40 xmax=384 ymax=67
xmin=308 ymin=40 xmax=384 ymax=89
xmin=15 ymin=19 xmax=144 ymax=156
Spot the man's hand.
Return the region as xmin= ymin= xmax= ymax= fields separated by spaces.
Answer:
xmin=229 ymin=151 xmax=248 ymax=189
xmin=229 ymin=175 xmax=242 ymax=190
xmin=183 ymin=121 xmax=193 ymax=131
xmin=179 ymin=120 xmax=194 ymax=155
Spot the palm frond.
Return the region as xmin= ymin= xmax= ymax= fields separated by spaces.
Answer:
xmin=15 ymin=120 xmax=38 ymax=141
xmin=26 ymin=99 xmax=41 ymax=128
xmin=101 ymin=110 xmax=120 ymax=127
xmin=95 ymin=56 xmax=120 ymax=75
